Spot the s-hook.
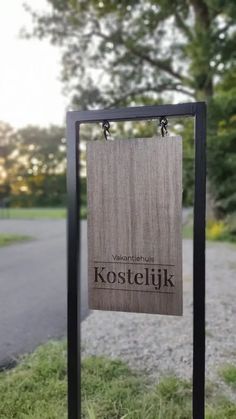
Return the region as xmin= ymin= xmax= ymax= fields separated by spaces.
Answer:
xmin=159 ymin=116 xmax=168 ymax=137
xmin=102 ymin=120 xmax=110 ymax=141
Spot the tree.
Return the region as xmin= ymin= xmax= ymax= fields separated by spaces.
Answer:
xmin=25 ymin=0 xmax=236 ymax=108
xmin=0 ymin=122 xmax=22 ymax=203
xmin=18 ymin=125 xmax=66 ymax=177
xmin=208 ymin=66 xmax=236 ymax=218
xmin=17 ymin=125 xmax=67 ymax=206
xmin=25 ymin=0 xmax=236 ymax=214
xmin=0 ymin=123 xmax=67 ymax=207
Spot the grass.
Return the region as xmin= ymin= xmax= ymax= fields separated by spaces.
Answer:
xmin=0 ymin=340 xmax=236 ymax=419
xmin=220 ymin=364 xmax=236 ymax=388
xmin=182 ymin=224 xmax=193 ymax=239
xmin=6 ymin=207 xmax=66 ymax=219
xmin=1 ymin=207 xmax=87 ymax=220
xmin=0 ymin=233 xmax=32 ymax=247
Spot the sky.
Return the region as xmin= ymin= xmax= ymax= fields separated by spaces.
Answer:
xmin=0 ymin=0 xmax=67 ymax=128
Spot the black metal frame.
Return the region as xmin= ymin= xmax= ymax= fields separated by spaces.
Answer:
xmin=66 ymin=102 xmax=206 ymax=419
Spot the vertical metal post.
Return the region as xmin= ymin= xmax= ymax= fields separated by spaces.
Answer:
xmin=67 ymin=116 xmax=81 ymax=419
xmin=193 ymin=102 xmax=206 ymax=419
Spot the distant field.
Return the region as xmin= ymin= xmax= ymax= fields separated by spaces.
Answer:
xmin=0 ymin=234 xmax=32 ymax=247
xmin=4 ymin=208 xmax=66 ymax=219
xmin=1 ymin=207 xmax=87 ymax=220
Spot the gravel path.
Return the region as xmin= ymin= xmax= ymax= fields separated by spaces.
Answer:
xmin=82 ymin=239 xmax=236 ymax=400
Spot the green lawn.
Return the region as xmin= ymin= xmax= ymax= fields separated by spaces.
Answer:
xmin=220 ymin=364 xmax=236 ymax=389
xmin=6 ymin=207 xmax=67 ymax=219
xmin=0 ymin=233 xmax=32 ymax=247
xmin=0 ymin=340 xmax=235 ymax=419
xmin=3 ymin=207 xmax=87 ymax=220
xmin=182 ymin=224 xmax=193 ymax=239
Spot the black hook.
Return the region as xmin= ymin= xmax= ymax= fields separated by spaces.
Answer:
xmin=159 ymin=116 xmax=168 ymax=137
xmin=102 ymin=120 xmax=110 ymax=141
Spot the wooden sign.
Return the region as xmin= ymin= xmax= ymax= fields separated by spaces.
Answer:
xmin=87 ymin=137 xmax=183 ymax=316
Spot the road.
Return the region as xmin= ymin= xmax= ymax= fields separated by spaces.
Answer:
xmin=0 ymin=219 xmax=88 ymax=369
xmin=0 ymin=210 xmax=191 ymax=369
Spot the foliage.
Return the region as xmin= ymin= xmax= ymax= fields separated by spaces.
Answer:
xmin=0 ymin=340 xmax=236 ymax=418
xmin=0 ymin=119 xmax=91 ymax=208
xmin=227 ymin=213 xmax=236 ymax=239
xmin=206 ymin=220 xmax=227 ymax=241
xmin=0 ymin=122 xmax=20 ymax=202
xmin=175 ymin=119 xmax=195 ymax=207
xmin=24 ymin=0 xmax=236 ymax=108
xmin=0 ymin=122 xmax=67 ymax=207
xmin=24 ymin=0 xmax=236 ymax=215
xmin=183 ymin=216 xmax=236 ymax=243
xmin=208 ymin=67 xmax=236 ymax=217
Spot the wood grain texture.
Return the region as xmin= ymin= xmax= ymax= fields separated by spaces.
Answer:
xmin=86 ymin=137 xmax=183 ymax=316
